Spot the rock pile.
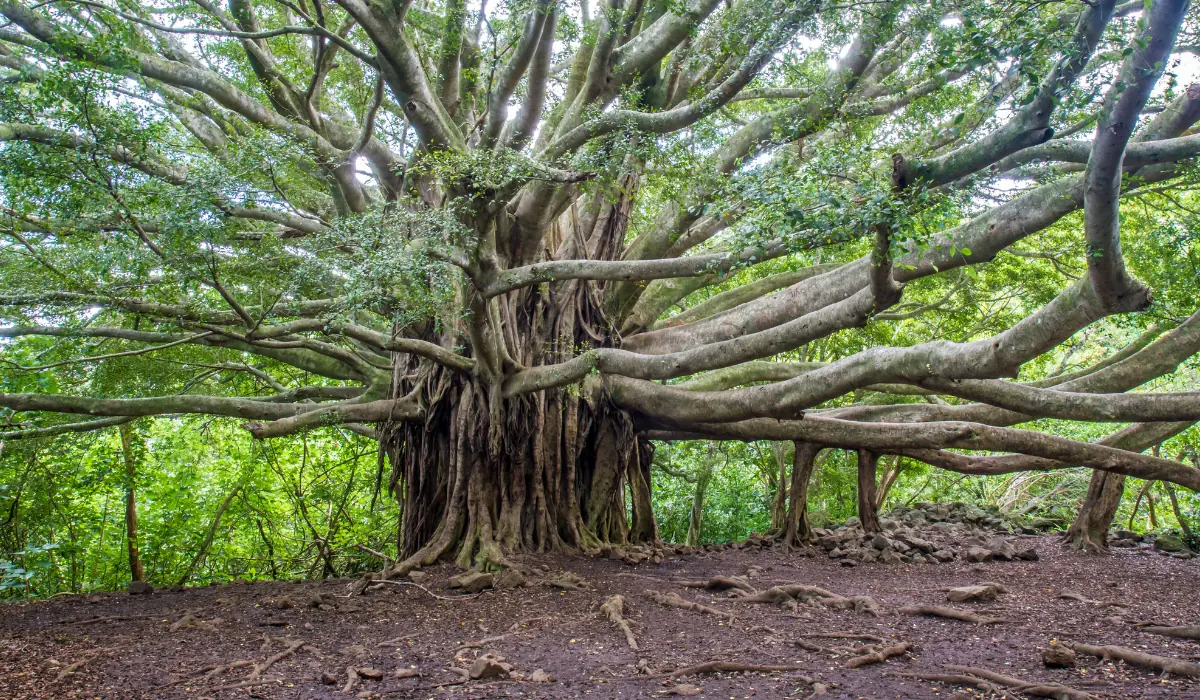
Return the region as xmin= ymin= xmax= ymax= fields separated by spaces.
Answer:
xmin=1109 ymin=530 xmax=1196 ymax=558
xmin=811 ymin=501 xmax=1041 ymax=565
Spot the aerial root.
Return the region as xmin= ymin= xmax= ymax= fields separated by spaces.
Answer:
xmin=1057 ymin=592 xmax=1128 ymax=608
xmin=1062 ymin=641 xmax=1200 ymax=677
xmin=734 ymin=584 xmax=881 ymax=616
xmin=942 ymin=665 xmax=1096 ymax=700
xmin=645 ymin=590 xmax=736 ymax=622
xmin=897 ymin=605 xmax=1003 ymax=625
xmin=677 ymin=576 xmax=756 ymax=593
xmin=844 ymin=642 xmax=913 ymax=669
xmin=1134 ymin=624 xmax=1200 ymax=640
xmin=601 ymin=595 xmax=639 ymax=651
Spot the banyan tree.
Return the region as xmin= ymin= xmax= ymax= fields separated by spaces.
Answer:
xmin=2 ymin=0 xmax=1200 ymax=568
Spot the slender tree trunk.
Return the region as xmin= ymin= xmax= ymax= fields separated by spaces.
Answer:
xmin=1164 ymin=481 xmax=1194 ymax=546
xmin=177 ymin=481 xmax=243 ymax=586
xmin=118 ymin=422 xmax=144 ymax=584
xmin=857 ymin=449 xmax=881 ymax=534
xmin=1064 ymin=470 xmax=1125 ymax=552
xmin=875 ymin=455 xmax=904 ymax=509
xmin=768 ymin=442 xmax=791 ymax=533
xmin=687 ymin=460 xmax=714 ymax=547
xmin=781 ymin=442 xmax=820 ymax=545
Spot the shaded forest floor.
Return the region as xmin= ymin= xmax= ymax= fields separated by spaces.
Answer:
xmin=3 ymin=535 xmax=1200 ymax=699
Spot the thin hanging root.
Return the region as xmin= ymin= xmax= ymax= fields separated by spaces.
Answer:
xmin=898 ymin=605 xmax=1003 ymax=625
xmin=1062 ymin=642 xmax=1200 ymax=677
xmin=677 ymin=576 xmax=756 ymax=593
xmin=646 ymin=590 xmax=736 ymax=622
xmin=844 ymin=642 xmax=913 ymax=669
xmin=735 ymin=585 xmax=881 ymax=616
xmin=601 ymin=595 xmax=639 ymax=651
xmin=1136 ymin=624 xmax=1200 ymax=640
xmin=942 ymin=665 xmax=1096 ymax=700
xmin=1058 ymin=592 xmax=1128 ymax=608
xmin=650 ymin=661 xmax=813 ymax=682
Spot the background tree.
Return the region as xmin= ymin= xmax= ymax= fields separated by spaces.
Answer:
xmin=2 ymin=0 xmax=1200 ymax=577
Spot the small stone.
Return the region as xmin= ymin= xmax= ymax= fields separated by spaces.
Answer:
xmin=966 ymin=546 xmax=993 ymax=563
xmin=406 ymin=570 xmax=429 ymax=583
xmin=1015 ymin=546 xmax=1039 ymax=561
xmin=355 ymin=667 xmax=384 ymax=680
xmin=872 ymin=533 xmax=893 ymax=550
xmin=880 ymin=549 xmax=903 ymax=565
xmin=495 ymin=570 xmax=527 ymax=589
xmin=665 ymin=683 xmax=703 ymax=696
xmin=393 ymin=668 xmax=420 ymax=679
xmin=447 ymin=571 xmax=495 ymax=593
xmin=1171 ymin=552 xmax=1195 ymax=560
xmin=1043 ymin=642 xmax=1076 ymax=668
xmin=985 ymin=537 xmax=1017 ymax=561
xmin=469 ymin=653 xmax=512 ymax=680
xmin=839 ymin=559 xmax=857 ymax=567
xmin=529 ymin=668 xmax=555 ymax=683
xmin=1155 ymin=534 xmax=1186 ymax=552
xmin=932 ymin=549 xmax=956 ymax=562
xmin=321 ymin=671 xmax=340 ymax=685
xmin=842 ymin=517 xmax=861 ymax=528
xmin=127 ymin=580 xmax=154 ymax=595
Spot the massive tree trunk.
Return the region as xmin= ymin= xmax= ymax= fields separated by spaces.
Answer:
xmin=857 ymin=449 xmax=882 ymax=534
xmin=1064 ymin=470 xmax=1125 ymax=552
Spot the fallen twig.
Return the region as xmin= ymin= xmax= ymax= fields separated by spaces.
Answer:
xmin=367 ymin=579 xmax=484 ymax=601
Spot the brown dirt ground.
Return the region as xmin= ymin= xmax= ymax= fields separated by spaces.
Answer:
xmin=3 ymin=535 xmax=1200 ymax=699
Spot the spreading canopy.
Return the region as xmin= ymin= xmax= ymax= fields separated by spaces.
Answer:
xmin=2 ymin=0 xmax=1200 ymax=494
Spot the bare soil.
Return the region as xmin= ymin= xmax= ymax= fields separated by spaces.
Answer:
xmin=3 ymin=535 xmax=1200 ymax=699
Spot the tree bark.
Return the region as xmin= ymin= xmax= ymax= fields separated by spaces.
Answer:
xmin=781 ymin=442 xmax=820 ymax=545
xmin=118 ymin=422 xmax=144 ymax=584
xmin=857 ymin=449 xmax=881 ymax=534
xmin=1064 ymin=469 xmax=1125 ymax=551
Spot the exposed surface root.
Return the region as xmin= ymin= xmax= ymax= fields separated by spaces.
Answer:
xmin=894 ymin=672 xmax=1003 ymax=694
xmin=61 ymin=614 xmax=154 ymax=626
xmin=897 ymin=605 xmax=1002 ymax=625
xmin=844 ymin=642 xmax=913 ymax=669
xmin=735 ymin=584 xmax=880 ymax=616
xmin=54 ymin=649 xmax=106 ymax=682
xmin=943 ymin=665 xmax=1096 ymax=700
xmin=646 ymin=590 xmax=736 ymax=622
xmin=651 ymin=661 xmax=813 ymax=681
xmin=1135 ymin=624 xmax=1200 ymax=640
xmin=1062 ymin=642 xmax=1200 ymax=677
xmin=601 ymin=595 xmax=639 ymax=651
xmin=454 ymin=617 xmax=550 ymax=652
xmin=1058 ymin=592 xmax=1128 ymax=608
xmin=678 ymin=576 xmax=755 ymax=593
xmin=801 ymin=632 xmax=886 ymax=642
